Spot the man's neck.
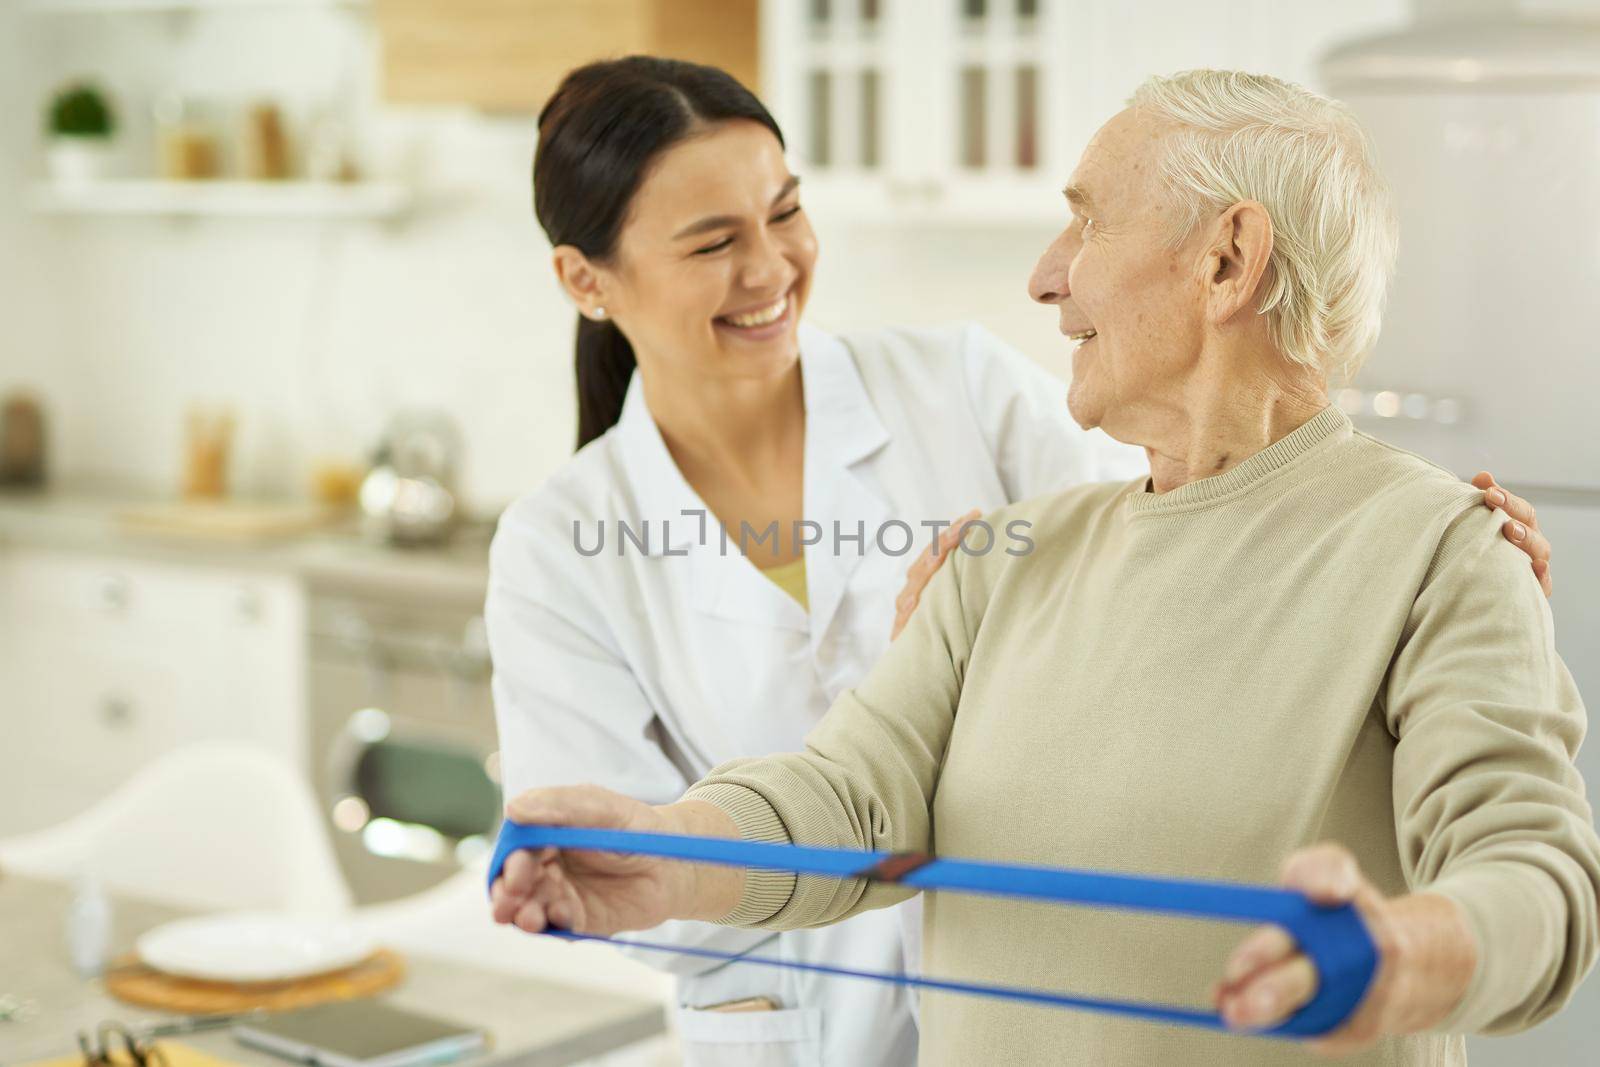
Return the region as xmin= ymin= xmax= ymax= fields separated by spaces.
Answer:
xmin=1139 ymin=347 xmax=1329 ymax=494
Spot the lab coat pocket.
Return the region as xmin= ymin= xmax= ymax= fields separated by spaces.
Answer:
xmin=675 ymin=1004 xmax=822 ymax=1067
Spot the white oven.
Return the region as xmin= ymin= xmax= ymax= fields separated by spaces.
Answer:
xmin=308 ymin=589 xmax=501 ymax=905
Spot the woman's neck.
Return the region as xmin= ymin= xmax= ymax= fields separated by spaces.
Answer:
xmin=639 ymin=360 xmax=806 ymax=484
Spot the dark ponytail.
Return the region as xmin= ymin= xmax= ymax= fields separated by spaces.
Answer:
xmin=533 ymin=56 xmax=786 ymax=450
xmin=573 ymin=317 xmax=636 ymax=451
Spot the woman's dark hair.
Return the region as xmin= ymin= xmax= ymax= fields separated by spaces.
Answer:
xmin=534 ymin=56 xmax=786 ymax=450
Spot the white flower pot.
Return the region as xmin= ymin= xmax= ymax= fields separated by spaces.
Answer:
xmin=47 ymin=138 xmax=115 ymax=185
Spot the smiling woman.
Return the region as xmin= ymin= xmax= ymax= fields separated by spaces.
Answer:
xmin=530 ymin=60 xmax=811 ymax=455
xmin=560 ymin=119 xmax=813 ymax=392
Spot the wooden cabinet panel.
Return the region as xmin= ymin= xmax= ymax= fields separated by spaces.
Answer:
xmin=376 ymin=0 xmax=760 ymax=113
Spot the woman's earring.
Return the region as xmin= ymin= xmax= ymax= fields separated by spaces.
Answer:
xmin=592 ymin=306 xmax=608 ymax=321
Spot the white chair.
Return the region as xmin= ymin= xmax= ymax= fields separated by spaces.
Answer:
xmin=0 ymin=741 xmax=352 ymax=915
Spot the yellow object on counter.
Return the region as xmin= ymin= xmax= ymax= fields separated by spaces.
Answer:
xmin=24 ymin=1040 xmax=241 ymax=1067
xmin=309 ymin=459 xmax=366 ymax=507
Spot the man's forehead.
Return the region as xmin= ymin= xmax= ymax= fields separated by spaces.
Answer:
xmin=1065 ymin=108 xmax=1165 ymax=212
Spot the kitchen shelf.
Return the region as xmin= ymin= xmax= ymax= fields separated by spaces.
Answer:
xmin=29 ymin=179 xmax=411 ymax=219
xmin=25 ymin=0 xmax=364 ymax=12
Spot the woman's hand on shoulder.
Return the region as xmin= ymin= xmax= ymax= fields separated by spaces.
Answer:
xmin=1474 ymin=471 xmax=1552 ymax=597
xmin=891 ymin=509 xmax=981 ymax=640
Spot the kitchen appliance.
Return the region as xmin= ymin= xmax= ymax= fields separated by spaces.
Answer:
xmin=309 ymin=587 xmax=500 ymax=905
xmin=1322 ymin=5 xmax=1600 ymax=1064
xmin=359 ymin=411 xmax=463 ymax=547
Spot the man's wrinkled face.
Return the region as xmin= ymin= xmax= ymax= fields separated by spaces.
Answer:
xmin=1027 ymin=108 xmax=1209 ymax=438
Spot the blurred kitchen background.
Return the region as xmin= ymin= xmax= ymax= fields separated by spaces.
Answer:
xmin=1 ymin=0 xmax=1597 ymax=1064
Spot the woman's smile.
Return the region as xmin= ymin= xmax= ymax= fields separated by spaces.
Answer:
xmin=714 ymin=284 xmax=797 ymax=342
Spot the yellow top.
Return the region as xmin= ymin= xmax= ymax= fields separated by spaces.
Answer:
xmin=760 ymin=555 xmax=808 ymax=611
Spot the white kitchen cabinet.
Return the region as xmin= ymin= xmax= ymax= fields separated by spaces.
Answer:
xmin=760 ymin=0 xmax=1409 ymax=224
xmin=763 ymin=0 xmax=1071 ymax=223
xmin=0 ymin=547 xmax=306 ymax=837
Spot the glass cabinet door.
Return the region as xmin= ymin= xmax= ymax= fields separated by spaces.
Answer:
xmin=763 ymin=0 xmax=1067 ymax=220
xmin=934 ymin=0 xmax=1073 ymax=219
xmin=785 ymin=0 xmax=892 ymax=174
xmin=953 ymin=0 xmax=1050 ymax=173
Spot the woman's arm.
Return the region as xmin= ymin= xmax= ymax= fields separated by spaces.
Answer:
xmin=485 ymin=513 xmax=781 ymax=969
xmin=494 ymin=537 xmax=984 ymax=935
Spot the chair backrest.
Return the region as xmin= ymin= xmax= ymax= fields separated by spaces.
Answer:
xmin=0 ymin=742 xmax=352 ymax=914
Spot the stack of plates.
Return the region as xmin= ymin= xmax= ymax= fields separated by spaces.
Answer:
xmin=136 ymin=914 xmax=375 ymax=984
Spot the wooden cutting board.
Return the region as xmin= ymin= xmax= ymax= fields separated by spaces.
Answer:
xmin=116 ymin=500 xmax=345 ymax=540
xmin=104 ymin=949 xmax=405 ymax=1015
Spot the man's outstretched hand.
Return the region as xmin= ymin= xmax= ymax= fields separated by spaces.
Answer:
xmin=489 ymin=786 xmax=746 ymax=936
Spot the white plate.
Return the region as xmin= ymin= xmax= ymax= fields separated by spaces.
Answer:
xmin=136 ymin=913 xmax=374 ymax=983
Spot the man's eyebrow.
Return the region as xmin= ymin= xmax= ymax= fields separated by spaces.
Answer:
xmin=1063 ymin=183 xmax=1096 ymax=213
xmin=671 ymin=176 xmax=802 ymax=240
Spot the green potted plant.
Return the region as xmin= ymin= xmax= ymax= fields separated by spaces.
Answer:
xmin=45 ymin=82 xmax=117 ymax=184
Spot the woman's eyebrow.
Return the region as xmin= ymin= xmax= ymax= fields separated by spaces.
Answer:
xmin=1063 ymin=183 xmax=1097 ymax=215
xmin=671 ymin=176 xmax=802 ymax=240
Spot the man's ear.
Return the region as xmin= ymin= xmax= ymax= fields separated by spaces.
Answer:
xmin=552 ymin=246 xmax=609 ymax=320
xmin=1204 ymin=201 xmax=1273 ymax=325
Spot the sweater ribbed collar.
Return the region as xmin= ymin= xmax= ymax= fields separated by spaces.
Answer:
xmin=1124 ymin=404 xmax=1351 ymax=515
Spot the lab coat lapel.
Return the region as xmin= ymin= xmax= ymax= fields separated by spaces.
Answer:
xmin=615 ymin=376 xmax=808 ymax=632
xmin=800 ymin=325 xmax=892 ymax=647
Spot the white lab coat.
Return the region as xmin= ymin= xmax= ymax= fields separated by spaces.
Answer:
xmin=487 ymin=321 xmax=1144 ymax=1067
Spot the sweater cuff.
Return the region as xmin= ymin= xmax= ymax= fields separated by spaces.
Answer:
xmin=683 ymin=781 xmax=797 ymax=927
xmin=1427 ymin=862 xmax=1563 ymax=1034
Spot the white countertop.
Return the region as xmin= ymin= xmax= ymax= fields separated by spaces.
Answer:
xmin=0 ymin=487 xmax=495 ymax=608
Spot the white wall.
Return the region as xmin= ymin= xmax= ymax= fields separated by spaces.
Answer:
xmin=0 ymin=1 xmax=1412 ymax=513
xmin=1 ymin=2 xmax=70 ymax=438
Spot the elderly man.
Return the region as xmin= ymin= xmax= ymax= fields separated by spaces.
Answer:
xmin=490 ymin=71 xmax=1600 ymax=1064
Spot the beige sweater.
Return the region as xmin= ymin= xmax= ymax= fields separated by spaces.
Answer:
xmin=685 ymin=406 xmax=1600 ymax=1066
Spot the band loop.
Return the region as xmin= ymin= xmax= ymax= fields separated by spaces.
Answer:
xmin=487 ymin=821 xmax=1377 ymax=1040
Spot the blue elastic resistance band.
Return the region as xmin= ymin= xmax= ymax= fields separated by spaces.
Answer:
xmin=486 ymin=821 xmax=1377 ymax=1040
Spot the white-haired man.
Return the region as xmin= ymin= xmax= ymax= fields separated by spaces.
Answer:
xmin=491 ymin=71 xmax=1600 ymax=1064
